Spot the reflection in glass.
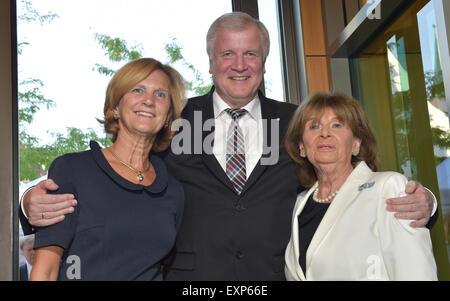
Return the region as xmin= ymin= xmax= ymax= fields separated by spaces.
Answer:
xmin=417 ymin=0 xmax=450 ymax=263
xmin=386 ymin=35 xmax=415 ymax=179
xmin=355 ymin=0 xmax=450 ymax=268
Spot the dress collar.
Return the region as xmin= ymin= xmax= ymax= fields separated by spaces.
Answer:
xmin=90 ymin=140 xmax=168 ymax=194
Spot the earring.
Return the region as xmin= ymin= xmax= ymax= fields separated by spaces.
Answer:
xmin=300 ymin=149 xmax=306 ymax=158
xmin=164 ymin=122 xmax=169 ymax=129
xmin=352 ymin=149 xmax=359 ymax=156
xmin=113 ymin=112 xmax=119 ymax=120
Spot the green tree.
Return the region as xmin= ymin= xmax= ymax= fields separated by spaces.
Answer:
xmin=18 ymin=0 xmax=58 ymax=24
xmin=17 ymin=0 xmax=58 ymax=127
xmin=425 ymin=70 xmax=445 ymax=100
xmin=18 ymin=15 xmax=212 ymax=181
xmin=18 ymin=0 xmax=57 ymax=181
xmin=93 ymin=34 xmax=212 ymax=95
xmin=93 ymin=33 xmax=143 ymax=76
xmin=165 ymin=37 xmax=212 ymax=95
xmin=18 ymin=1 xmax=111 ymax=181
xmin=20 ymin=127 xmax=111 ymax=181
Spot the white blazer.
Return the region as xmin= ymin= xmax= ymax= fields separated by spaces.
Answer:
xmin=284 ymin=162 xmax=437 ymax=281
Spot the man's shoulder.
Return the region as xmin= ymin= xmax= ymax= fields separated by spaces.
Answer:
xmin=180 ymin=94 xmax=210 ymax=116
xmin=182 ymin=92 xmax=298 ymax=118
xmin=260 ymin=95 xmax=298 ymax=120
xmin=188 ymin=93 xmax=210 ymax=102
xmin=262 ymin=95 xmax=298 ymax=110
xmin=48 ymin=146 xmax=95 ymax=174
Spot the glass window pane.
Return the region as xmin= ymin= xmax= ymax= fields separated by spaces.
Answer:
xmin=258 ymin=0 xmax=285 ymax=102
xmin=417 ymin=0 xmax=450 ymax=263
xmin=17 ymin=0 xmax=231 ymax=176
xmin=355 ymin=0 xmax=450 ymax=267
xmin=17 ymin=0 xmax=232 ymax=266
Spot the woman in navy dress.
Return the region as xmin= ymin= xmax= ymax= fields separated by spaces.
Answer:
xmin=30 ymin=58 xmax=185 ymax=280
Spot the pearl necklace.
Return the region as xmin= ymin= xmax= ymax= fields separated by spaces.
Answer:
xmin=312 ymin=185 xmax=339 ymax=203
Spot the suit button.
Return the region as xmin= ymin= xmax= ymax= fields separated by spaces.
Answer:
xmin=236 ymin=251 xmax=244 ymax=259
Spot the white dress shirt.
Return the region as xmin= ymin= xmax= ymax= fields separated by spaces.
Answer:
xmin=212 ymin=91 xmax=263 ymax=179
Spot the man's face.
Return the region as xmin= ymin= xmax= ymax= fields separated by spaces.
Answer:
xmin=209 ymin=25 xmax=265 ymax=108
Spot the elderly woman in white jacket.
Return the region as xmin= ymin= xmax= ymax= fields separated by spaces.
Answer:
xmin=284 ymin=92 xmax=437 ymax=281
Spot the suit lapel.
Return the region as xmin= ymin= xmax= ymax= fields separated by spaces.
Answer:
xmin=306 ymin=162 xmax=374 ymax=275
xmin=240 ymin=92 xmax=279 ymax=194
xmin=198 ymin=90 xmax=283 ymax=195
xmin=198 ymin=89 xmax=236 ymax=193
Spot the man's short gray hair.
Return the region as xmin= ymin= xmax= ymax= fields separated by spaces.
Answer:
xmin=206 ymin=12 xmax=270 ymax=63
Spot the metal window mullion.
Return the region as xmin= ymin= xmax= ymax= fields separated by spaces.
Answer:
xmin=278 ymin=0 xmax=308 ymax=105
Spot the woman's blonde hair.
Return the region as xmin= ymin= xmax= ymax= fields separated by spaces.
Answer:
xmin=99 ymin=58 xmax=186 ymax=152
xmin=285 ymin=92 xmax=378 ymax=188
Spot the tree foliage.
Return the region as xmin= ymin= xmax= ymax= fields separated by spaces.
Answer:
xmin=20 ymin=127 xmax=111 ymax=181
xmin=19 ymin=79 xmax=55 ymax=124
xmin=18 ymin=4 xmax=213 ymax=182
xmin=93 ymin=34 xmax=212 ymax=95
xmin=93 ymin=33 xmax=143 ymax=76
xmin=18 ymin=1 xmax=111 ymax=182
xmin=17 ymin=0 xmax=58 ymax=25
xmin=165 ymin=37 xmax=212 ymax=95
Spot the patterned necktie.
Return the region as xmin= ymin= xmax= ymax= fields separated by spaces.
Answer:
xmin=225 ymin=108 xmax=247 ymax=194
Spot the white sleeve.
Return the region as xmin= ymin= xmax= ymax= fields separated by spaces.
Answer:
xmin=20 ymin=186 xmax=34 ymax=219
xmin=424 ymin=187 xmax=437 ymax=217
xmin=378 ymin=173 xmax=438 ymax=280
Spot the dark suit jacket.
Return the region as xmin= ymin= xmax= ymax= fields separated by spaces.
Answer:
xmin=164 ymin=89 xmax=300 ymax=280
xmin=20 ymin=264 xmax=28 ymax=281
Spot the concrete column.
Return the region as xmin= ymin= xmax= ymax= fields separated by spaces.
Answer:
xmin=0 ymin=0 xmax=18 ymax=281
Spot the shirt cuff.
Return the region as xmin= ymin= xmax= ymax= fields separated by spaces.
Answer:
xmin=20 ymin=186 xmax=35 ymax=219
xmin=424 ymin=187 xmax=437 ymax=217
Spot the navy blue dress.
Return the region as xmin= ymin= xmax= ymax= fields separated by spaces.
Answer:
xmin=34 ymin=141 xmax=184 ymax=280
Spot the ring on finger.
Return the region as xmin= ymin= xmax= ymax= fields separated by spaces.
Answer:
xmin=41 ymin=212 xmax=45 ymax=219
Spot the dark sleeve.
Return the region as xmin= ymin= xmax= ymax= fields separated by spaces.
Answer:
xmin=162 ymin=178 xmax=185 ymax=275
xmin=426 ymin=208 xmax=438 ymax=229
xmin=19 ymin=193 xmax=35 ymax=235
xmin=33 ymin=155 xmax=78 ymax=250
xmin=175 ymin=184 xmax=184 ymax=234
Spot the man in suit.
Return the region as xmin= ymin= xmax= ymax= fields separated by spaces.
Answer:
xmin=19 ymin=235 xmax=35 ymax=281
xmin=19 ymin=12 xmax=436 ymax=280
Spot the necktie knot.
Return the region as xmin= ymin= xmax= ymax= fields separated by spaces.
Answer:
xmin=225 ymin=108 xmax=247 ymax=121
